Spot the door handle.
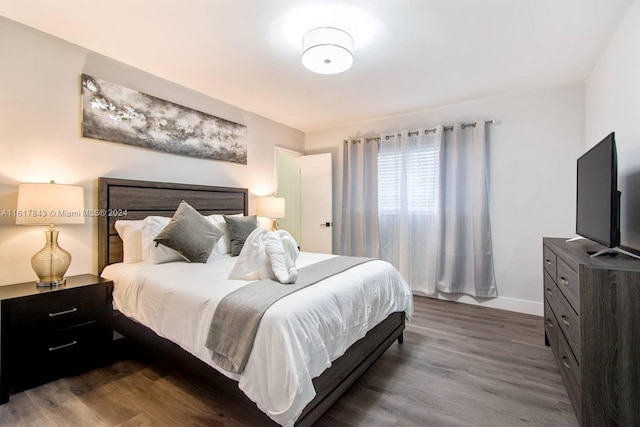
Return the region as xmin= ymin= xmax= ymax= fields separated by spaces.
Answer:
xmin=320 ymin=222 xmax=333 ymax=227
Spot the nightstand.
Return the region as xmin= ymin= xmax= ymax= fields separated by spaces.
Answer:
xmin=0 ymin=274 xmax=113 ymax=403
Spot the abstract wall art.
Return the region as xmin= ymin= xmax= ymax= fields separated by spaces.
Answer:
xmin=81 ymin=74 xmax=247 ymax=164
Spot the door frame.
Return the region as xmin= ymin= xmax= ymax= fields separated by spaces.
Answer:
xmin=274 ymin=146 xmax=303 ymax=189
xmin=275 ymin=147 xmax=303 ymax=243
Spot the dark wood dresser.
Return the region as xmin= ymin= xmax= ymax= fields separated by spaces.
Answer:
xmin=543 ymin=237 xmax=640 ymax=426
xmin=0 ymin=274 xmax=113 ymax=403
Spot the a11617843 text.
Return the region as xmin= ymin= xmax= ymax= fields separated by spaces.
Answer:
xmin=0 ymin=209 xmax=128 ymax=218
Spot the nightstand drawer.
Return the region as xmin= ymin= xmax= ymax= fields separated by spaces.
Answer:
xmin=42 ymin=321 xmax=109 ymax=358
xmin=10 ymin=285 xmax=108 ymax=331
xmin=11 ymin=322 xmax=111 ymax=391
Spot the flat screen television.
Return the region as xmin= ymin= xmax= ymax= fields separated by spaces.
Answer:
xmin=575 ymin=132 xmax=620 ymax=249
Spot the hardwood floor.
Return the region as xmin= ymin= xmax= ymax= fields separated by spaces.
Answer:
xmin=0 ymin=297 xmax=577 ymax=426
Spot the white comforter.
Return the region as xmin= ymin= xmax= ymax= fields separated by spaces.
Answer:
xmin=102 ymin=253 xmax=413 ymax=426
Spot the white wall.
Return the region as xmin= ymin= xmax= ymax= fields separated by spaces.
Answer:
xmin=305 ymin=84 xmax=586 ymax=315
xmin=0 ymin=17 xmax=304 ymax=286
xmin=586 ymin=0 xmax=640 ymax=252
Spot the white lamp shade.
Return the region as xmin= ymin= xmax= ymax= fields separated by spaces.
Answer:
xmin=257 ymin=197 xmax=285 ymax=219
xmin=16 ymin=182 xmax=85 ymax=225
xmin=302 ymin=27 xmax=354 ymax=75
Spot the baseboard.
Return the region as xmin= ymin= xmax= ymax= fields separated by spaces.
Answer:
xmin=413 ymin=291 xmax=543 ymax=316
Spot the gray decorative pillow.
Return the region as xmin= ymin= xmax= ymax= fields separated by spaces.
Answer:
xmin=154 ymin=201 xmax=223 ymax=263
xmin=224 ymin=215 xmax=258 ymax=256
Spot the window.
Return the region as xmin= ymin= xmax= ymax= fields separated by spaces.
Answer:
xmin=377 ymin=141 xmax=440 ymax=215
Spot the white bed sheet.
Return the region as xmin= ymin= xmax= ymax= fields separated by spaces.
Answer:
xmin=102 ymin=252 xmax=413 ymax=426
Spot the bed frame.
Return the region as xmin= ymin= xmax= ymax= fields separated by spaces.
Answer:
xmin=97 ymin=177 xmax=405 ymax=426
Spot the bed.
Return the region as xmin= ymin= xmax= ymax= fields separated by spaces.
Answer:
xmin=97 ymin=177 xmax=411 ymax=426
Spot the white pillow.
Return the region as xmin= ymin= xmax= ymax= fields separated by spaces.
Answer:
xmin=142 ymin=216 xmax=184 ymax=264
xmin=114 ymin=220 xmax=144 ymax=263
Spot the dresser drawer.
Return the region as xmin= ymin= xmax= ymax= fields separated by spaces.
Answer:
xmin=10 ymin=285 xmax=109 ymax=331
xmin=556 ymin=258 xmax=579 ymax=314
xmin=543 ymin=270 xmax=561 ymax=313
xmin=544 ymin=297 xmax=559 ymax=353
xmin=556 ymin=332 xmax=582 ymax=425
xmin=553 ymin=290 xmax=581 ymax=364
xmin=543 ymin=246 xmax=557 ymax=281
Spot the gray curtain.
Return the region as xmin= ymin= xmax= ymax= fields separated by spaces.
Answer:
xmin=340 ymin=121 xmax=497 ymax=298
xmin=437 ymin=122 xmax=497 ymax=297
xmin=340 ymin=138 xmax=380 ymax=257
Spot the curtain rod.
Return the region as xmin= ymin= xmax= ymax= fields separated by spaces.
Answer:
xmin=344 ymin=119 xmax=497 ymax=143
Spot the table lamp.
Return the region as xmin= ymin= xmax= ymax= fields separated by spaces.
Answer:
xmin=257 ymin=196 xmax=285 ymax=231
xmin=16 ymin=181 xmax=85 ymax=287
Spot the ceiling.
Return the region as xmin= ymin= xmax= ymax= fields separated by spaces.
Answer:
xmin=0 ymin=0 xmax=634 ymax=132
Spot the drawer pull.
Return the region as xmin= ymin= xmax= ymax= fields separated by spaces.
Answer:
xmin=49 ymin=307 xmax=78 ymax=317
xmin=562 ymin=356 xmax=572 ymax=371
xmin=48 ymin=341 xmax=78 ymax=352
xmin=545 ymin=287 xmax=553 ymax=296
xmin=561 ymin=315 xmax=570 ymax=327
xmin=545 ymin=259 xmax=552 ymax=266
xmin=560 ymin=277 xmax=569 ymax=286
xmin=546 ymin=319 xmax=554 ymax=328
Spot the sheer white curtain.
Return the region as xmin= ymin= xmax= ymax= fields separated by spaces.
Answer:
xmin=437 ymin=122 xmax=497 ymax=297
xmin=340 ymin=138 xmax=380 ymax=257
xmin=378 ymin=127 xmax=444 ymax=295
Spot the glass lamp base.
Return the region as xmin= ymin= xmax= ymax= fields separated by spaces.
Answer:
xmin=36 ymin=278 xmax=66 ymax=288
xmin=31 ymin=227 xmax=71 ymax=288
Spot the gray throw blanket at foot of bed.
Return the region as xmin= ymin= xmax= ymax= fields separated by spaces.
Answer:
xmin=206 ymin=256 xmax=373 ymax=374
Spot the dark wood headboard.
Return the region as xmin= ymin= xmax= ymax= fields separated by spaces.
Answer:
xmin=98 ymin=177 xmax=248 ymax=273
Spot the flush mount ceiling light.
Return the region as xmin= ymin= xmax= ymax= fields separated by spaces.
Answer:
xmin=302 ymin=27 xmax=354 ymax=75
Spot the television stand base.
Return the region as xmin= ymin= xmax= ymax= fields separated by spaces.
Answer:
xmin=590 ymin=246 xmax=640 ymax=260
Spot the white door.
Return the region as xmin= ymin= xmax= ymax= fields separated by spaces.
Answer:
xmin=300 ymin=153 xmax=333 ymax=253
